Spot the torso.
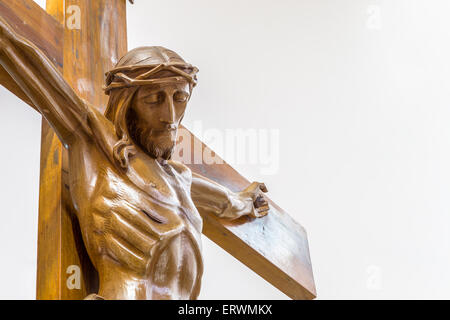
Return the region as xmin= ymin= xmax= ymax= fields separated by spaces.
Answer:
xmin=66 ymin=109 xmax=203 ymax=300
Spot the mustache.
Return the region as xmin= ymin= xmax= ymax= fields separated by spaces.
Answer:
xmin=135 ymin=124 xmax=177 ymax=135
xmin=129 ymin=124 xmax=176 ymax=159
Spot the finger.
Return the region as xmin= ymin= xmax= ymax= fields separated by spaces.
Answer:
xmin=252 ymin=208 xmax=269 ymax=218
xmin=256 ymin=205 xmax=270 ymax=213
xmin=253 ymin=195 xmax=269 ymax=208
xmin=254 ymin=195 xmax=267 ymax=208
xmin=259 ymin=183 xmax=268 ymax=193
xmin=258 ymin=210 xmax=269 ymax=217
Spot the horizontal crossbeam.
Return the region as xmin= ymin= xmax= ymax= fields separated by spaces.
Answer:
xmin=0 ymin=0 xmax=315 ymax=299
xmin=0 ymin=0 xmax=62 ymax=109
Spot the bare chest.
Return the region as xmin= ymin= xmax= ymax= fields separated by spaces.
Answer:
xmin=69 ymin=145 xmax=203 ymax=235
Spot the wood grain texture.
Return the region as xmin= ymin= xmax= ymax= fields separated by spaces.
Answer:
xmin=63 ymin=0 xmax=128 ymax=112
xmin=36 ymin=0 xmax=84 ymax=300
xmin=36 ymin=119 xmax=63 ymax=300
xmin=39 ymin=0 xmax=128 ymax=300
xmin=0 ymin=0 xmax=62 ymax=110
xmin=0 ymin=68 xmax=33 ymax=107
xmin=29 ymin=0 xmax=66 ymax=300
xmin=59 ymin=0 xmax=128 ymax=299
xmin=173 ymin=130 xmax=316 ymax=299
xmin=0 ymin=0 xmax=62 ymax=67
xmin=0 ymin=0 xmax=315 ymax=300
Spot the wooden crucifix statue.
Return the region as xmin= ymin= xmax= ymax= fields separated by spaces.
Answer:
xmin=0 ymin=0 xmax=315 ymax=300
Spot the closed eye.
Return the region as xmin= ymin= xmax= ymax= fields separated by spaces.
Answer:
xmin=143 ymin=92 xmax=163 ymax=105
xmin=174 ymin=91 xmax=189 ymax=103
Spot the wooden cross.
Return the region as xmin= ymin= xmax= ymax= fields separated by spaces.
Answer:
xmin=0 ymin=0 xmax=315 ymax=300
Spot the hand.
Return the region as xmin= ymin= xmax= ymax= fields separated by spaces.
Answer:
xmin=238 ymin=182 xmax=270 ymax=218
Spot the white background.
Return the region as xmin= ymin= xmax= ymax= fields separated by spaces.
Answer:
xmin=1 ymin=0 xmax=450 ymax=299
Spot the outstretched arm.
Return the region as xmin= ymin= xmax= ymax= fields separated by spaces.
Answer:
xmin=191 ymin=172 xmax=269 ymax=220
xmin=0 ymin=16 xmax=91 ymax=147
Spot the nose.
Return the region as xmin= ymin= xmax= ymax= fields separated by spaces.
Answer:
xmin=159 ymin=94 xmax=176 ymax=126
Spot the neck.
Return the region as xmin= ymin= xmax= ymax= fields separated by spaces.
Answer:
xmin=157 ymin=157 xmax=169 ymax=166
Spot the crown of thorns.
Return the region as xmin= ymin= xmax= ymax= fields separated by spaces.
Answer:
xmin=104 ymin=62 xmax=199 ymax=94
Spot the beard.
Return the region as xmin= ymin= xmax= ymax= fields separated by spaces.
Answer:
xmin=129 ymin=124 xmax=176 ymax=160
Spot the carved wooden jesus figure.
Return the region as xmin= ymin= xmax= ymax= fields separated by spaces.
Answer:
xmin=0 ymin=17 xmax=269 ymax=300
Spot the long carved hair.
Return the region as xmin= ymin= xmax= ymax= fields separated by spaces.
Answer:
xmin=103 ymin=46 xmax=198 ymax=170
xmin=105 ymin=86 xmax=139 ymax=170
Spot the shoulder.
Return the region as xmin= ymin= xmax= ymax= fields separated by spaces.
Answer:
xmin=86 ymin=105 xmax=118 ymax=152
xmin=168 ymin=160 xmax=192 ymax=181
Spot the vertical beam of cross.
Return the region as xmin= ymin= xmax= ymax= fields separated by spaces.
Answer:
xmin=36 ymin=0 xmax=128 ymax=300
xmin=36 ymin=0 xmax=75 ymax=300
xmin=0 ymin=0 xmax=315 ymax=300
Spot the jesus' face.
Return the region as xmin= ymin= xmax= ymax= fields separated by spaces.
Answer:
xmin=127 ymin=80 xmax=190 ymax=160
